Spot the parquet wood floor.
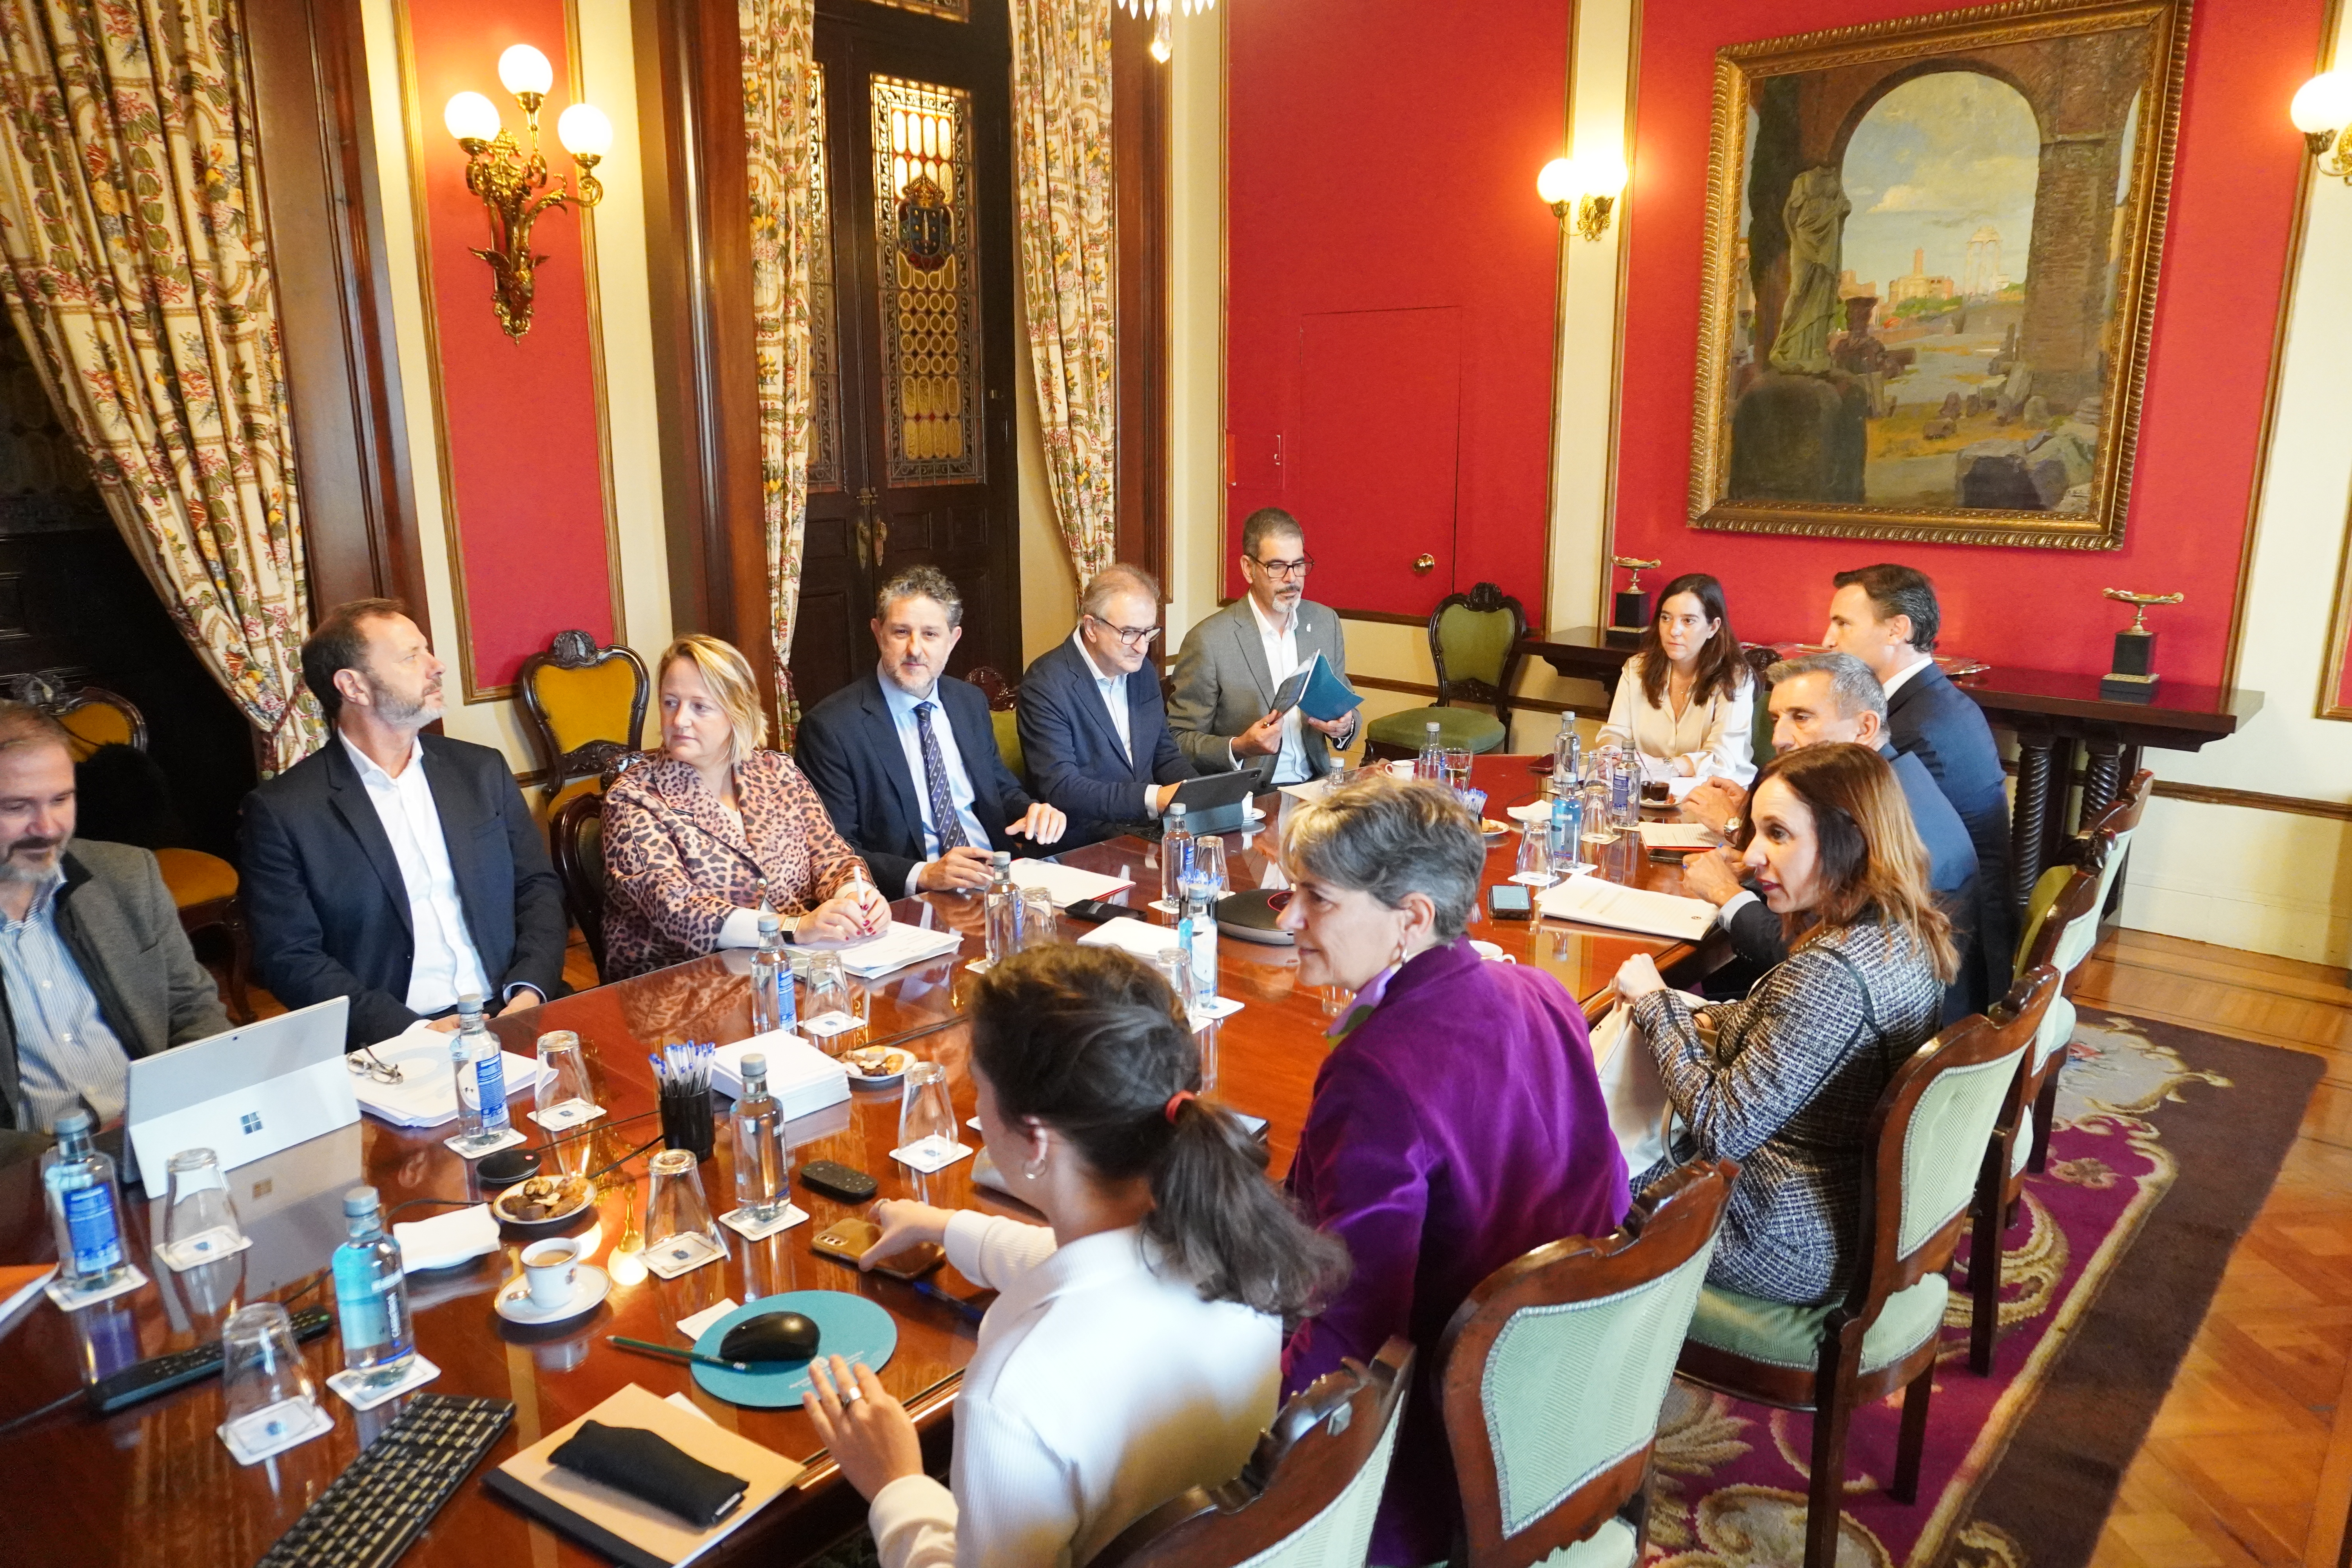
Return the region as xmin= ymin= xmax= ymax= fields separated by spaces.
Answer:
xmin=2075 ymin=929 xmax=2352 ymax=1568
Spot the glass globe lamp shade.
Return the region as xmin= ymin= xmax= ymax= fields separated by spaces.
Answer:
xmin=498 ymin=44 xmax=554 ymax=99
xmin=557 ymin=103 xmax=613 ymax=158
xmin=444 ymin=91 xmax=501 ymax=144
xmin=2291 ymin=71 xmax=2352 ymax=135
xmin=1536 ymin=158 xmax=1577 ymax=207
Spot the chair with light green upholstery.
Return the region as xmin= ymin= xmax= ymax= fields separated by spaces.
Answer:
xmin=1363 ymin=583 xmax=1527 ymax=760
xmin=1438 ymin=1158 xmax=1736 ymax=1568
xmin=517 ymin=630 xmax=651 ymax=811
xmin=1091 ymin=1339 xmax=1413 ymax=1568
xmin=1674 ymin=969 xmax=2058 ymax=1568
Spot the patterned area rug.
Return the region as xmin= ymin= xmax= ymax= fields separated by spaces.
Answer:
xmin=1642 ymin=1013 xmax=2322 ymax=1568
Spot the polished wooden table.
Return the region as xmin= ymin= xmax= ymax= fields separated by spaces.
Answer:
xmin=1522 ymin=625 xmax=2262 ymax=910
xmin=0 ymin=756 xmax=1719 ymax=1568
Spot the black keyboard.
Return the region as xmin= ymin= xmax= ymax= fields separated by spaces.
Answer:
xmin=86 ymin=1305 xmax=335 ymax=1415
xmin=255 ymin=1392 xmax=515 ymax=1568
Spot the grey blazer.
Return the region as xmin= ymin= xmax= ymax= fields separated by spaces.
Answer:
xmin=0 ymin=841 xmax=232 ymax=1131
xmin=1165 ymin=597 xmax=1352 ymax=777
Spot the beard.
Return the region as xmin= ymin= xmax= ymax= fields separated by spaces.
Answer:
xmin=0 ymin=830 xmax=68 ymax=886
xmin=367 ymin=673 xmax=443 ymax=728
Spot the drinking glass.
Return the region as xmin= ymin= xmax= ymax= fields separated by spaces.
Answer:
xmin=642 ymin=1147 xmax=723 ymax=1276
xmin=534 ymin=1031 xmax=598 ymax=1131
xmin=218 ymin=1303 xmax=322 ymax=1459
xmin=898 ymin=1061 xmax=959 ymax=1165
xmin=1018 ymin=886 xmax=1058 ymax=950
xmin=1184 ymin=836 xmax=1228 ymax=904
xmin=1514 ymin=819 xmax=1552 ymax=886
xmin=1581 ymin=777 xmax=1617 ymax=844
xmin=805 ymin=952 xmax=853 ymax=1027
xmin=159 ymin=1148 xmax=245 ymax=1272
xmin=1441 ymin=746 xmax=1474 ymax=794
xmin=1151 ymin=948 xmax=1196 ymax=1019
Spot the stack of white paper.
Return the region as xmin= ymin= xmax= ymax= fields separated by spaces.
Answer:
xmin=822 ymin=920 xmax=964 ymax=977
xmin=1007 ymin=859 xmax=1134 ymax=907
xmin=1537 ymin=876 xmax=1716 ymax=942
xmin=708 ymin=1031 xmax=852 ymax=1117
xmin=1076 ymin=916 xmax=1183 ymax=958
xmin=1635 ymin=822 xmax=1718 ymax=851
xmin=351 ymin=1023 xmax=548 ymax=1129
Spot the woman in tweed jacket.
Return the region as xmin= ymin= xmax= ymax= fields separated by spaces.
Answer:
xmin=1615 ymin=742 xmax=1956 ymax=1306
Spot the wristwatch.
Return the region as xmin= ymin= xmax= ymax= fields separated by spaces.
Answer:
xmin=1722 ymin=816 xmax=1743 ymax=838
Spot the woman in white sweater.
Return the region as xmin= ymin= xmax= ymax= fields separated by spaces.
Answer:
xmin=1597 ymin=571 xmax=1756 ymax=784
xmin=803 ymin=945 xmax=1349 ymax=1568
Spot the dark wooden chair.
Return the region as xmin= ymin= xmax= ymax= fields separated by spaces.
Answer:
xmin=549 ymin=790 xmax=608 ymax=983
xmin=1438 ymin=1157 xmax=1737 ymax=1568
xmin=1091 ymin=1338 xmax=1414 ymax=1568
xmin=964 ymin=664 xmax=1025 ymax=783
xmin=516 ymin=630 xmax=650 ymax=809
xmin=1742 ymin=644 xmax=1780 ymax=771
xmin=1363 ymin=582 xmax=1527 ymax=760
xmin=1673 ymin=967 xmax=2058 ymax=1568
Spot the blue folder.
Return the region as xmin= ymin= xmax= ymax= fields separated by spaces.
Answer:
xmin=1270 ymin=652 xmax=1363 ymax=724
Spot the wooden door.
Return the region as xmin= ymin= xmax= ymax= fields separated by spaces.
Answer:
xmin=790 ymin=0 xmax=1019 ymax=707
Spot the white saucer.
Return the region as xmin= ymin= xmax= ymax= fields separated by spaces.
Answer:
xmin=1506 ymin=802 xmax=1551 ymax=822
xmin=494 ymin=1263 xmax=611 ymax=1327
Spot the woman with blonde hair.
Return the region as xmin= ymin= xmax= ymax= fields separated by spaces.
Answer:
xmin=601 ymin=635 xmax=888 ymax=979
xmin=1612 ymin=741 xmax=1954 ymax=1307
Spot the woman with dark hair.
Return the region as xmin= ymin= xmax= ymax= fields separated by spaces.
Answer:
xmin=1613 ymin=741 xmax=1956 ymax=1306
xmin=802 ymin=944 xmax=1346 ymax=1568
xmin=1597 ymin=570 xmax=1755 ymax=782
xmin=1276 ymin=775 xmax=1627 ymax=1566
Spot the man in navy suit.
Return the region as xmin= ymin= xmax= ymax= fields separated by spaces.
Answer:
xmin=797 ymin=566 xmax=1067 ymax=895
xmin=241 ymin=601 xmax=569 ymax=1048
xmin=1017 ymin=563 xmax=1195 ymax=846
xmin=1682 ymin=652 xmax=1981 ymax=1018
xmin=1823 ymin=564 xmax=2015 ymax=1011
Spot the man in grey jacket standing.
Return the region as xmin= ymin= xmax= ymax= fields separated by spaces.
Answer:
xmin=1167 ymin=508 xmax=1359 ymax=784
xmin=0 ymin=702 xmax=230 ymax=1132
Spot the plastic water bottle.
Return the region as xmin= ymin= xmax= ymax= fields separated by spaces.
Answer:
xmin=1179 ymin=876 xmax=1219 ymax=1011
xmin=750 ymin=911 xmax=796 ymax=1034
xmin=43 ymin=1107 xmax=128 ymax=1295
xmin=449 ymin=995 xmax=509 ymax=1152
xmin=332 ymin=1186 xmax=414 ymax=1387
xmin=1415 ymin=721 xmax=1445 ymax=780
xmin=1609 ymin=751 xmax=1636 ymax=827
xmin=1160 ymin=804 xmax=1193 ymax=909
xmin=732 ymin=1053 xmax=789 ymax=1224
xmin=1550 ymin=784 xmax=1582 ymax=865
xmin=984 ymin=850 xmax=1018 ymax=964
xmin=1551 ymin=713 xmax=1581 ymax=789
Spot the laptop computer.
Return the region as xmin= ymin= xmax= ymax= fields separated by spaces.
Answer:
xmin=125 ymin=997 xmax=356 ymax=1189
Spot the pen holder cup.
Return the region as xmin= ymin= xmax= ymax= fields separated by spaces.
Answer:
xmin=659 ymin=1085 xmax=715 ymax=1162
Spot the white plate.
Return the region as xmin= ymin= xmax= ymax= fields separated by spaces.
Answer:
xmin=1506 ymin=802 xmax=1551 ymax=822
xmin=494 ymin=1263 xmax=612 ymax=1327
xmin=842 ymin=1047 xmax=914 ymax=1086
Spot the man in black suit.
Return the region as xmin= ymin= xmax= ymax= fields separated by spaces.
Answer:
xmin=1017 ymin=563 xmax=1194 ymax=846
xmin=797 ymin=566 xmax=1067 ymax=894
xmin=1682 ymin=652 xmax=1981 ymax=1017
xmin=1822 ymin=564 xmax=2015 ymax=1009
xmin=241 ymin=600 xmax=569 ymax=1048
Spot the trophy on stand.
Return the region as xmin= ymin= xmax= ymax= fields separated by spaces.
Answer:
xmin=2099 ymin=589 xmax=2183 ymax=702
xmin=1608 ymin=557 xmax=1662 ymax=641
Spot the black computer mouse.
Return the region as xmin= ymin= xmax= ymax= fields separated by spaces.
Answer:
xmin=720 ymin=1310 xmax=822 ymax=1364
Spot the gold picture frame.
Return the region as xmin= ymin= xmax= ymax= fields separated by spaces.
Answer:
xmin=1687 ymin=0 xmax=2190 ymax=550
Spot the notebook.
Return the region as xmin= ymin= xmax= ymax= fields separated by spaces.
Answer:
xmin=484 ymin=1383 xmax=803 ymax=1568
xmin=798 ymin=921 xmax=964 ymax=978
xmin=1006 ymin=859 xmax=1134 ymax=907
xmin=1269 ymin=651 xmax=1363 ymax=724
xmin=1537 ymin=876 xmax=1716 ymax=942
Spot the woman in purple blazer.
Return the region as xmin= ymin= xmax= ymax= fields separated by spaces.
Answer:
xmin=1276 ymin=776 xmax=1629 ymax=1566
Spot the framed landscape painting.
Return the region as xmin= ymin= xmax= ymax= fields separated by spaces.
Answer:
xmin=1688 ymin=0 xmax=2189 ymax=550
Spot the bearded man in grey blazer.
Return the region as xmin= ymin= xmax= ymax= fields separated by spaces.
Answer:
xmin=1167 ymin=508 xmax=1360 ymax=784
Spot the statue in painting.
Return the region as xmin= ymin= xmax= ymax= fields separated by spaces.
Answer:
xmin=1767 ymin=167 xmax=1850 ymax=376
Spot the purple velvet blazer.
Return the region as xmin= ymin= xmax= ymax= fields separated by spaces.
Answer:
xmin=1283 ymin=938 xmax=1629 ymax=1566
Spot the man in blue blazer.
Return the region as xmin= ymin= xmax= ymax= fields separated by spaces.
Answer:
xmin=797 ymin=566 xmax=1067 ymax=895
xmin=1824 ymin=564 xmax=2015 ymax=1011
xmin=1018 ymin=564 xmax=1195 ymax=846
xmin=241 ymin=601 xmax=569 ymax=1048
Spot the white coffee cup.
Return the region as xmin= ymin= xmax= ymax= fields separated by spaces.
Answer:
xmin=521 ymin=1238 xmax=582 ymax=1309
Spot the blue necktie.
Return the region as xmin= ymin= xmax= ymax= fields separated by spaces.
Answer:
xmin=914 ymin=702 xmax=968 ymax=852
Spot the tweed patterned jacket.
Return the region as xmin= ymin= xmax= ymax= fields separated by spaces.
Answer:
xmin=1630 ymin=917 xmax=1942 ymax=1307
xmin=600 ymin=750 xmax=870 ymax=980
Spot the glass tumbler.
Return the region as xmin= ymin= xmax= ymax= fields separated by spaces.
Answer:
xmin=642 ymin=1147 xmax=724 ymax=1276
xmin=1442 ymin=746 xmax=1474 ymax=794
xmin=1017 ymin=886 xmax=1058 ymax=950
xmin=805 ymin=952 xmax=853 ymax=1026
xmin=1151 ymin=948 xmax=1196 ymax=1020
xmin=898 ymin=1061 xmax=959 ymax=1166
xmin=159 ymin=1148 xmax=245 ymax=1272
xmin=1581 ymin=776 xmax=1617 ymax=845
xmin=219 ymin=1303 xmax=323 ymax=1460
xmin=1514 ymin=819 xmax=1552 ymax=885
xmin=1191 ymin=836 xmax=1229 ymax=898
xmin=534 ymin=1031 xmax=598 ymax=1131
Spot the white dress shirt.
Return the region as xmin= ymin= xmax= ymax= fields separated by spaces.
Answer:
xmin=1245 ymin=596 xmax=1313 ymax=786
xmin=878 ymin=666 xmax=996 ymax=895
xmin=867 ymin=1213 xmax=1281 ymax=1568
xmin=1072 ymin=630 xmax=1157 ymax=817
xmin=1880 ymin=653 xmax=1933 ymax=701
xmin=1597 ymin=655 xmax=1756 ymax=784
xmin=341 ymin=735 xmax=492 ymax=1013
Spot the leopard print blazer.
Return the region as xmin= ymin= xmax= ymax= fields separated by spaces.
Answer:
xmin=600 ymin=750 xmax=871 ymax=980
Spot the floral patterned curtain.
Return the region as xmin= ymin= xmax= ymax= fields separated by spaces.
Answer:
xmin=0 ymin=0 xmax=322 ymax=772
xmin=742 ymin=0 xmax=816 ymax=739
xmin=1009 ymin=0 xmax=1118 ymax=588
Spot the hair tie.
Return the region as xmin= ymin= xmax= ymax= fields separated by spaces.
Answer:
xmin=1163 ymin=1090 xmax=1197 ymax=1125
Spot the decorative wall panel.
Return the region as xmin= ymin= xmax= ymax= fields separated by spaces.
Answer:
xmin=806 ymin=61 xmax=844 ymax=495
xmin=871 ymin=74 xmax=984 ymax=486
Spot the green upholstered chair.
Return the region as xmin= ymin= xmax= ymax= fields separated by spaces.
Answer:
xmin=517 ymin=630 xmax=650 ymax=811
xmin=1363 ymin=583 xmax=1527 ymax=760
xmin=1438 ymin=1158 xmax=1736 ymax=1568
xmin=1742 ymin=645 xmax=1778 ymax=772
xmin=2011 ymin=768 xmax=2152 ymax=1174
xmin=1091 ymin=1339 xmax=1413 ymax=1568
xmin=964 ymin=665 xmax=1025 ymax=786
xmin=1674 ymin=969 xmax=2058 ymax=1568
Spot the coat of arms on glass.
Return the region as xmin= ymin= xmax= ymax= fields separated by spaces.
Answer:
xmin=1688 ymin=0 xmax=2188 ymax=550
xmin=871 ymin=75 xmax=983 ymax=486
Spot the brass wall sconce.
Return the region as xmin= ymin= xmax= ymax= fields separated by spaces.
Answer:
xmin=1536 ymin=153 xmax=1628 ymax=241
xmin=2292 ymin=71 xmax=2352 ymax=182
xmin=443 ymin=45 xmax=613 ymax=341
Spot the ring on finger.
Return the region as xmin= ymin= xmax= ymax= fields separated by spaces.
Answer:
xmin=840 ymin=1383 xmax=864 ymax=1404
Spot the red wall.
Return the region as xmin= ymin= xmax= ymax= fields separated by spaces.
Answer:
xmin=407 ymin=0 xmax=615 ymax=696
xmin=1612 ymin=0 xmax=2324 ymax=684
xmin=1227 ymin=0 xmax=1565 ymax=621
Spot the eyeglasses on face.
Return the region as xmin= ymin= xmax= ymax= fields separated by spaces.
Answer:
xmin=1086 ymin=615 xmax=1162 ymax=648
xmin=1249 ymin=555 xmax=1314 ymax=580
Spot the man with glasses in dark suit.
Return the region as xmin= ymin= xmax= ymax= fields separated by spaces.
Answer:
xmin=1017 ymin=563 xmax=1195 ymax=846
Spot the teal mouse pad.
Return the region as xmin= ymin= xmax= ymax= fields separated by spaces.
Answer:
xmin=690 ymin=1290 xmax=898 ymax=1408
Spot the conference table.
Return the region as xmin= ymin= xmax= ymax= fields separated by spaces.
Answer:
xmin=0 ymin=755 xmax=1724 ymax=1568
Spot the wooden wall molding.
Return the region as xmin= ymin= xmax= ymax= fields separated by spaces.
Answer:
xmin=1112 ymin=7 xmax=1169 ymax=588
